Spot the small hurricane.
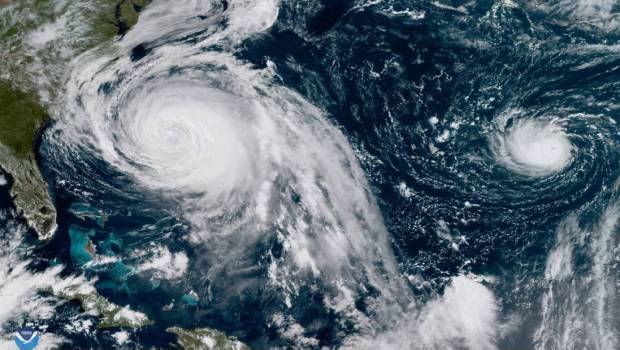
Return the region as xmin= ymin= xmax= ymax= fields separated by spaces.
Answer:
xmin=492 ymin=112 xmax=573 ymax=177
xmin=23 ymin=0 xmax=620 ymax=348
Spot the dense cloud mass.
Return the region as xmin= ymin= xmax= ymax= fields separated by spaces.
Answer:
xmin=0 ymin=0 xmax=618 ymax=348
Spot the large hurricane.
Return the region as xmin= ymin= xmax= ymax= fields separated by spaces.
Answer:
xmin=1 ymin=0 xmax=619 ymax=349
xmin=50 ymin=0 xmax=412 ymax=347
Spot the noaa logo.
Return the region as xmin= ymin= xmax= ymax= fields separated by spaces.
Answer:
xmin=14 ymin=327 xmax=40 ymax=350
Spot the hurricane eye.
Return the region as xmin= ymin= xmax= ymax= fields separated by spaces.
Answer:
xmin=53 ymin=3 xmax=408 ymax=345
xmin=492 ymin=118 xmax=573 ymax=177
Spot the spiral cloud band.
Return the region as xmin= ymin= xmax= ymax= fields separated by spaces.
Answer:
xmin=492 ymin=111 xmax=574 ymax=177
xmin=53 ymin=0 xmax=411 ymax=344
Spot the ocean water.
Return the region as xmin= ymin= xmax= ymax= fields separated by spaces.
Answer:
xmin=1 ymin=0 xmax=619 ymax=348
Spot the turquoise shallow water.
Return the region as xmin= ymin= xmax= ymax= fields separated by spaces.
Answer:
xmin=3 ymin=0 xmax=618 ymax=348
xmin=68 ymin=226 xmax=95 ymax=266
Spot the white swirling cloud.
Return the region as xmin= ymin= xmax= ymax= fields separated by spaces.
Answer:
xmin=53 ymin=0 xmax=503 ymax=348
xmin=57 ymin=0 xmax=408 ymax=341
xmin=491 ymin=110 xmax=573 ymax=177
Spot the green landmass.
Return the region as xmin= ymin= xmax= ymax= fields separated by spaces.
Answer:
xmin=83 ymin=0 xmax=153 ymax=44
xmin=51 ymin=285 xmax=153 ymax=329
xmin=167 ymin=327 xmax=251 ymax=350
xmin=118 ymin=0 xmax=151 ymax=32
xmin=0 ymin=2 xmax=250 ymax=347
xmin=0 ymin=81 xmax=55 ymax=238
xmin=0 ymin=81 xmax=47 ymax=158
xmin=0 ymin=0 xmax=151 ymax=240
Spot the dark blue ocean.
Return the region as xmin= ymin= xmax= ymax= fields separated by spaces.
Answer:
xmin=2 ymin=1 xmax=619 ymax=349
